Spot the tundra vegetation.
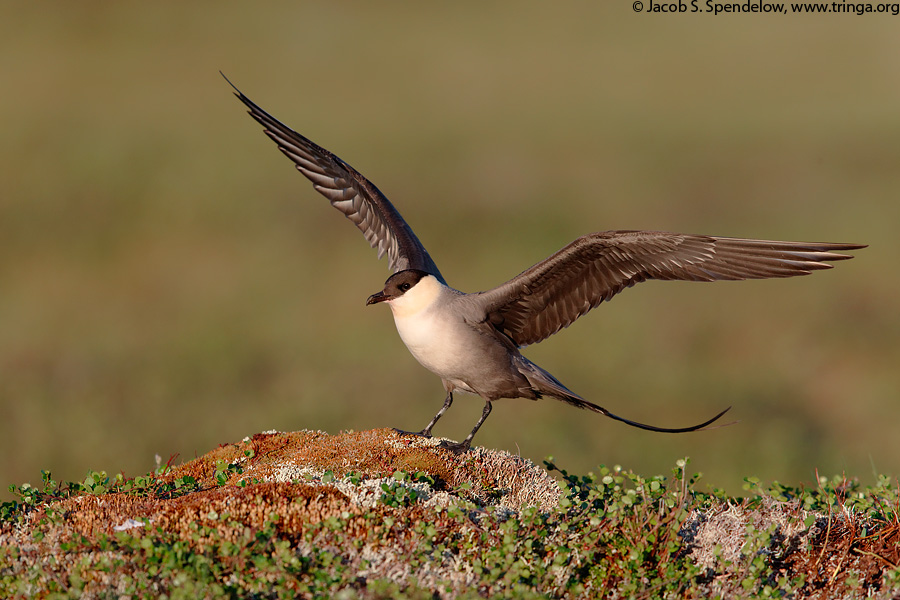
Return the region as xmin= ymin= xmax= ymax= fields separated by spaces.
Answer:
xmin=2 ymin=430 xmax=898 ymax=599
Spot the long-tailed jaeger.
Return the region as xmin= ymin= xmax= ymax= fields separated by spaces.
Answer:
xmin=226 ymin=76 xmax=865 ymax=452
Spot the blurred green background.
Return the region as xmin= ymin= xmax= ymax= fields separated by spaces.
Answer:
xmin=1 ymin=3 xmax=897 ymax=499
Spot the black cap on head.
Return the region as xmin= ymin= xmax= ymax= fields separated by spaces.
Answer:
xmin=366 ymin=270 xmax=431 ymax=305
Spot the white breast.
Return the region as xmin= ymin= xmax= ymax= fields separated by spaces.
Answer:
xmin=387 ymin=277 xmax=472 ymax=378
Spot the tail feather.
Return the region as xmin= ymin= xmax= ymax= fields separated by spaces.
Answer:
xmin=576 ymin=399 xmax=734 ymax=433
xmin=521 ymin=358 xmax=733 ymax=433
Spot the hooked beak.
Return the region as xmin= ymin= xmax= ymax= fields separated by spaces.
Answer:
xmin=366 ymin=291 xmax=389 ymax=306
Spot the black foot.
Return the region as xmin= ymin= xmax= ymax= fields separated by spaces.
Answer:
xmin=437 ymin=439 xmax=471 ymax=454
xmin=392 ymin=428 xmax=432 ymax=438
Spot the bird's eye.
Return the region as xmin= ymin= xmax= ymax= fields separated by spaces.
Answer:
xmin=399 ymin=283 xmax=411 ymax=292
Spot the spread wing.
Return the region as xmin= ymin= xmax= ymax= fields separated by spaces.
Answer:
xmin=225 ymin=74 xmax=445 ymax=283
xmin=476 ymin=231 xmax=865 ymax=347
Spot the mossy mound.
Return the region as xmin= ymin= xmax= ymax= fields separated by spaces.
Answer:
xmin=2 ymin=430 xmax=899 ymax=599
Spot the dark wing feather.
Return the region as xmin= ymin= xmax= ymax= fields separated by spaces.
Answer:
xmin=224 ymin=75 xmax=444 ymax=283
xmin=476 ymin=231 xmax=864 ymax=347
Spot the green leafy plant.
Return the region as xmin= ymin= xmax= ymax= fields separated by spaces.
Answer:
xmin=214 ymin=460 xmax=244 ymax=486
xmin=3 ymin=459 xmax=899 ymax=599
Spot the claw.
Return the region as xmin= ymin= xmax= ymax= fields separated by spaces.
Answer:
xmin=392 ymin=428 xmax=432 ymax=438
xmin=437 ymin=439 xmax=471 ymax=454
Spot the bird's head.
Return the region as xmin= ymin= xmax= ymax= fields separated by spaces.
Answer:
xmin=366 ymin=269 xmax=441 ymax=315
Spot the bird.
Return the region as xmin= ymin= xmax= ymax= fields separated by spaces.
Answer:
xmin=225 ymin=75 xmax=865 ymax=453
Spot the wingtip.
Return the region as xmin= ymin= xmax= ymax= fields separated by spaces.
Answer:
xmin=220 ymin=70 xmax=237 ymax=90
xmin=221 ymin=73 xmax=269 ymax=124
xmin=220 ymin=71 xmax=246 ymax=101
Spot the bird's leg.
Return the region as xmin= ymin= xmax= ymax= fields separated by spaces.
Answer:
xmin=438 ymin=400 xmax=492 ymax=454
xmin=419 ymin=391 xmax=454 ymax=436
xmin=393 ymin=391 xmax=453 ymax=438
